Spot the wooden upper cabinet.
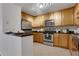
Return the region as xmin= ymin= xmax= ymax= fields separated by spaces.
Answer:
xmin=44 ymin=13 xmax=54 ymax=20
xmin=61 ymin=8 xmax=74 ymax=26
xmin=34 ymin=15 xmax=44 ymax=27
xmin=21 ymin=12 xmax=27 ymax=19
xmin=44 ymin=13 xmax=50 ymax=20
xmin=49 ymin=13 xmax=54 ymax=20
xmin=21 ymin=12 xmax=34 ymax=27
xmin=74 ymin=4 xmax=79 ymax=25
xmin=54 ymin=11 xmax=62 ymax=26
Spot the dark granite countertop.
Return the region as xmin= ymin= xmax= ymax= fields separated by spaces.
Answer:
xmin=5 ymin=31 xmax=78 ymax=37
xmin=32 ymin=31 xmax=56 ymax=34
xmin=32 ymin=31 xmax=73 ymax=34
xmin=32 ymin=31 xmax=44 ymax=33
xmin=5 ymin=32 xmax=32 ymax=37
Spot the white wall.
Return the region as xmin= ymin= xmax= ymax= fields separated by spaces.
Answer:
xmin=0 ymin=3 xmax=22 ymax=56
xmin=0 ymin=3 xmax=3 ymax=55
xmin=2 ymin=3 xmax=21 ymax=32
xmin=0 ymin=3 xmax=33 ymax=56
xmin=0 ymin=4 xmax=2 ymax=38
xmin=0 ymin=4 xmax=2 ymax=32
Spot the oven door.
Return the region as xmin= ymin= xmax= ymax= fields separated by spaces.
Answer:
xmin=43 ymin=33 xmax=53 ymax=46
xmin=44 ymin=33 xmax=53 ymax=42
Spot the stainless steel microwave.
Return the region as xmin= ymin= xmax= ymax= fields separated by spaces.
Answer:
xmin=45 ymin=20 xmax=55 ymax=27
xmin=21 ymin=20 xmax=32 ymax=31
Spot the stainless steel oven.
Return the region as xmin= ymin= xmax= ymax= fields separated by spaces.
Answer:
xmin=44 ymin=33 xmax=52 ymax=42
xmin=43 ymin=20 xmax=55 ymax=46
xmin=21 ymin=19 xmax=32 ymax=31
xmin=43 ymin=33 xmax=53 ymax=46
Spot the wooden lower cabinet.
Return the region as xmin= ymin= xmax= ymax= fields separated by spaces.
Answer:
xmin=59 ymin=34 xmax=69 ymax=48
xmin=69 ymin=35 xmax=76 ymax=51
xmin=53 ymin=34 xmax=59 ymax=46
xmin=53 ymin=34 xmax=69 ymax=49
xmin=69 ymin=35 xmax=78 ymax=56
xmin=53 ymin=33 xmax=79 ymax=56
xmin=33 ymin=32 xmax=43 ymax=43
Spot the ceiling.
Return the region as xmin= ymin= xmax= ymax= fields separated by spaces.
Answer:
xmin=16 ymin=3 xmax=76 ymax=16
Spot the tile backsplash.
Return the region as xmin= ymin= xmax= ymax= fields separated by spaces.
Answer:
xmin=52 ymin=26 xmax=79 ymax=33
xmin=32 ymin=26 xmax=79 ymax=33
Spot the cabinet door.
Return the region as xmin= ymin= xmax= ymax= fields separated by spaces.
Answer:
xmin=33 ymin=33 xmax=43 ymax=43
xmin=38 ymin=33 xmax=43 ymax=43
xmin=44 ymin=13 xmax=50 ymax=20
xmin=54 ymin=34 xmax=69 ymax=49
xmin=53 ymin=34 xmax=59 ymax=46
xmin=54 ymin=11 xmax=62 ymax=26
xmin=62 ymin=8 xmax=74 ymax=26
xmin=59 ymin=34 xmax=68 ymax=48
xmin=33 ymin=33 xmax=38 ymax=42
xmin=69 ymin=35 xmax=73 ymax=50
xmin=71 ymin=39 xmax=78 ymax=56
xmin=69 ymin=36 xmax=77 ymax=50
xmin=74 ymin=4 xmax=79 ymax=25
xmin=34 ymin=16 xmax=44 ymax=27
xmin=69 ymin=35 xmax=79 ymax=56
xmin=49 ymin=13 xmax=54 ymax=19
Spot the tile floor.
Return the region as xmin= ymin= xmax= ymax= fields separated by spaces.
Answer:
xmin=33 ymin=42 xmax=71 ymax=56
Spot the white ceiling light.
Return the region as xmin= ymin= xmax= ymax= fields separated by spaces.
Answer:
xmin=39 ymin=3 xmax=53 ymax=8
xmin=39 ymin=4 xmax=43 ymax=8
